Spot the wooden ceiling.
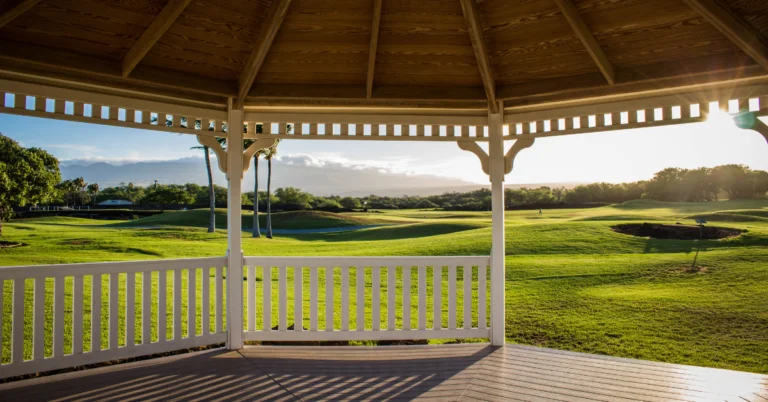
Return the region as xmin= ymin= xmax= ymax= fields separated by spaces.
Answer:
xmin=0 ymin=0 xmax=767 ymax=111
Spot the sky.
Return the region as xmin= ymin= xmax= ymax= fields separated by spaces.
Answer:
xmin=1 ymin=112 xmax=766 ymax=185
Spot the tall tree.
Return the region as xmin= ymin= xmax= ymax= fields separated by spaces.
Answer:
xmin=73 ymin=177 xmax=87 ymax=207
xmin=0 ymin=134 xmax=61 ymax=236
xmin=191 ymin=145 xmax=216 ymax=232
xmin=265 ymin=140 xmax=281 ymax=239
xmin=87 ymin=183 xmax=100 ymax=207
xmin=252 ymin=149 xmax=264 ymax=237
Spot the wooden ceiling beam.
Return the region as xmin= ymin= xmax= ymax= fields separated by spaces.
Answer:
xmin=0 ymin=0 xmax=41 ymax=29
xmin=0 ymin=41 xmax=234 ymax=104
xmin=237 ymin=0 xmax=293 ymax=109
xmin=684 ymin=0 xmax=768 ymax=71
xmin=553 ymin=0 xmax=615 ymax=85
xmin=459 ymin=0 xmax=498 ymax=114
xmin=498 ymin=53 xmax=768 ymax=110
xmin=121 ymin=0 xmax=192 ymax=78
xmin=366 ymin=0 xmax=383 ymax=99
xmin=248 ymin=84 xmax=487 ymax=101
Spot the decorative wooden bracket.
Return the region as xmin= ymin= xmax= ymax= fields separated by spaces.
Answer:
xmin=734 ymin=112 xmax=768 ymax=144
xmin=458 ymin=138 xmax=536 ymax=176
xmin=504 ymin=138 xmax=535 ymax=174
xmin=196 ymin=134 xmax=228 ymax=175
xmin=243 ymin=138 xmax=279 ymax=176
xmin=196 ymin=134 xmax=278 ymax=178
xmin=458 ymin=141 xmax=490 ymax=175
xmin=752 ymin=119 xmax=768 ymax=144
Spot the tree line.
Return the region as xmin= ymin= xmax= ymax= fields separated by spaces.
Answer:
xmin=51 ymin=164 xmax=767 ymax=213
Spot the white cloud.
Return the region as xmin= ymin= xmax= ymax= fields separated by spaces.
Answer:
xmin=275 ymin=153 xmax=418 ymax=176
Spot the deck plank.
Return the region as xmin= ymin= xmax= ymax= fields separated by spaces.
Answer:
xmin=0 ymin=344 xmax=765 ymax=401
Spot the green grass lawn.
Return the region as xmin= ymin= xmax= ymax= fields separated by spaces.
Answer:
xmin=1 ymin=199 xmax=767 ymax=374
xmin=114 ymin=209 xmax=392 ymax=230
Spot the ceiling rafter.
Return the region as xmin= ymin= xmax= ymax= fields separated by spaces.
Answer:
xmin=684 ymin=0 xmax=768 ymax=71
xmin=121 ymin=0 xmax=192 ymax=78
xmin=366 ymin=0 xmax=383 ymax=99
xmin=0 ymin=0 xmax=42 ymax=29
xmin=458 ymin=0 xmax=498 ymax=114
xmin=553 ymin=0 xmax=615 ymax=85
xmin=237 ymin=0 xmax=293 ymax=109
xmin=0 ymin=41 xmax=234 ymax=106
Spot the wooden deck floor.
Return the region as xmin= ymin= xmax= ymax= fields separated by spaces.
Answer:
xmin=1 ymin=344 xmax=766 ymax=401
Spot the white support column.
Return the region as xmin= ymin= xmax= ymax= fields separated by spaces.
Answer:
xmin=226 ymin=98 xmax=244 ymax=349
xmin=488 ymin=104 xmax=506 ymax=346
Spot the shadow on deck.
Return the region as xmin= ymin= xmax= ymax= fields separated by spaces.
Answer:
xmin=1 ymin=344 xmax=766 ymax=401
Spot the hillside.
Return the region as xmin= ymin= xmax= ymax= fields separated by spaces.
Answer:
xmin=115 ymin=209 xmax=388 ymax=230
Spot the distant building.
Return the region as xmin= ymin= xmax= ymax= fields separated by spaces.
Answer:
xmin=98 ymin=199 xmax=133 ymax=206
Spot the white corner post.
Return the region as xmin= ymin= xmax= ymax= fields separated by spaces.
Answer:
xmin=488 ymin=103 xmax=506 ymax=346
xmin=226 ymin=98 xmax=244 ymax=349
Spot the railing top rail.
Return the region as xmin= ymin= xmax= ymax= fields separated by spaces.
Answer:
xmin=0 ymin=257 xmax=227 ymax=280
xmin=242 ymin=256 xmax=491 ymax=267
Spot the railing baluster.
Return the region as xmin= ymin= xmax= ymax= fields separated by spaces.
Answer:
xmin=33 ymin=277 xmax=45 ymax=360
xmin=478 ymin=265 xmax=487 ymax=330
xmin=434 ymin=266 xmax=442 ymax=330
xmin=325 ymin=266 xmax=334 ymax=331
xmin=0 ymin=281 xmax=3 ymax=355
xmin=12 ymin=278 xmax=25 ymax=363
xmin=418 ymin=267 xmax=426 ymax=331
xmin=215 ymin=267 xmax=223 ymax=333
xmin=188 ymin=268 xmax=196 ymax=338
xmin=202 ymin=268 xmax=210 ymax=336
xmin=109 ymin=273 xmax=118 ymax=349
xmin=387 ymin=266 xmax=395 ymax=330
xmin=92 ymin=274 xmax=102 ymax=351
xmin=126 ymin=272 xmax=135 ymax=346
xmin=174 ymin=269 xmax=181 ymax=340
xmin=279 ymin=266 xmax=287 ymax=331
xmin=310 ymin=266 xmax=318 ymax=331
xmin=294 ymin=266 xmax=303 ymax=331
xmin=463 ymin=266 xmax=472 ymax=329
xmin=158 ymin=271 xmax=166 ymax=341
xmin=247 ymin=266 xmax=255 ymax=332
xmin=73 ymin=275 xmax=83 ymax=353
xmin=449 ymin=266 xmax=456 ymax=330
xmin=263 ymin=266 xmax=271 ymax=331
xmin=372 ymin=266 xmax=380 ymax=331
xmin=143 ymin=271 xmax=152 ymax=342
xmin=356 ymin=267 xmax=364 ymax=331
xmin=402 ymin=266 xmax=411 ymax=330
xmin=54 ymin=276 xmax=65 ymax=356
xmin=341 ymin=266 xmax=349 ymax=331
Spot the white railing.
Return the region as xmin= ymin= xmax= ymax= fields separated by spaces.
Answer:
xmin=0 ymin=255 xmax=492 ymax=378
xmin=0 ymin=257 xmax=227 ymax=379
xmin=242 ymin=256 xmax=491 ymax=342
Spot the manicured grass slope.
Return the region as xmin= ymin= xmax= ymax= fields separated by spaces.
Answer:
xmin=1 ymin=199 xmax=767 ymax=373
xmin=116 ymin=209 xmax=389 ymax=230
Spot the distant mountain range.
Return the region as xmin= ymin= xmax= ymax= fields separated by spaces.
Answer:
xmin=60 ymin=157 xmax=579 ymax=197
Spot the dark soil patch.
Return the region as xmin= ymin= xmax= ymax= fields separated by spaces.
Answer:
xmin=612 ymin=223 xmax=743 ymax=240
xmin=0 ymin=240 xmax=27 ymax=249
xmin=680 ymin=266 xmax=709 ymax=274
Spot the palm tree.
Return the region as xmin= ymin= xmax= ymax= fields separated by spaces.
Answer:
xmin=252 ymin=148 xmax=264 ymax=238
xmin=265 ymin=140 xmax=281 ymax=239
xmin=73 ymin=177 xmax=87 ymax=207
xmin=191 ymin=145 xmax=216 ymax=232
xmin=87 ymin=183 xmax=100 ymax=207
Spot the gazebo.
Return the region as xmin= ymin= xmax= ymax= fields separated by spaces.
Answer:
xmin=1 ymin=0 xmax=767 ymax=399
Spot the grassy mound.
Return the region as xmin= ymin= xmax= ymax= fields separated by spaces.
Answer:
xmin=285 ymin=222 xmax=486 ymax=241
xmin=115 ymin=209 xmax=386 ymax=230
xmin=688 ymin=209 xmax=768 ymax=223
